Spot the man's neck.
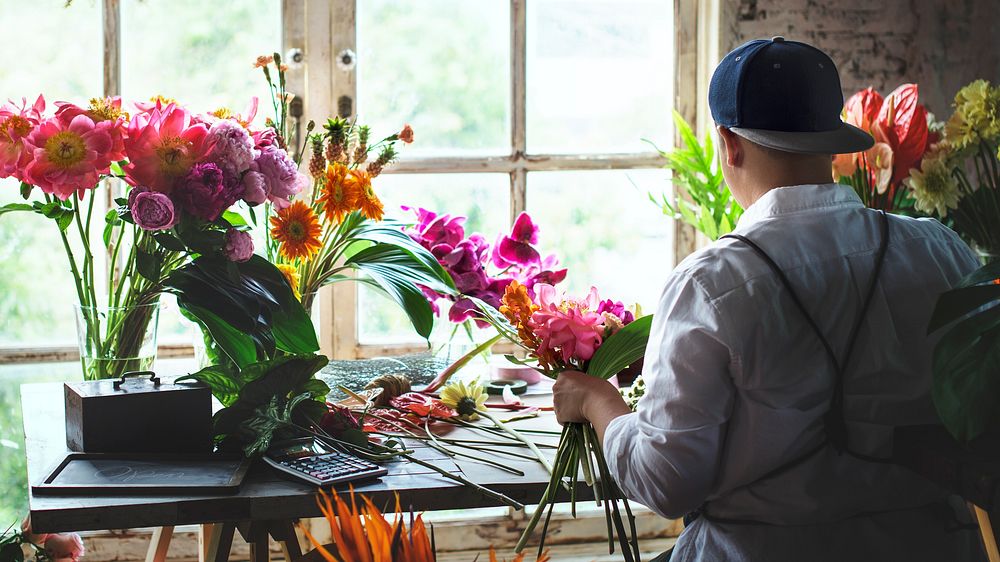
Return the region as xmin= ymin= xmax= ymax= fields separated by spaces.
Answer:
xmin=742 ymin=171 xmax=835 ymax=207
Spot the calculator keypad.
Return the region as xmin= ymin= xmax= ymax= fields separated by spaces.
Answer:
xmin=274 ymin=452 xmax=386 ymax=486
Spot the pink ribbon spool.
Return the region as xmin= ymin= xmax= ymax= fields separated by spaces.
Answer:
xmin=491 ymin=362 xmax=542 ymax=385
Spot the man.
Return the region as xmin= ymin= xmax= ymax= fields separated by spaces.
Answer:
xmin=552 ymin=37 xmax=984 ymax=561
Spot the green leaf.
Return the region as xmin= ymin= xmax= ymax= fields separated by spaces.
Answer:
xmin=221 ymin=210 xmax=248 ymax=228
xmin=927 ymin=284 xmax=1000 ymax=333
xmin=958 ymin=261 xmax=1000 ymax=288
xmin=19 ymin=181 xmax=31 ymax=199
xmin=179 ymin=304 xmax=258 ymax=369
xmin=152 ymin=231 xmax=187 ymax=252
xmin=177 ymin=364 xmax=243 ymax=407
xmin=110 ymin=161 xmax=125 ymax=176
xmin=931 ymin=306 xmax=1000 ymax=441
xmin=0 ymin=203 xmax=34 ymax=217
xmin=136 ymin=249 xmax=162 ymax=282
xmin=587 ymin=315 xmax=653 ymax=380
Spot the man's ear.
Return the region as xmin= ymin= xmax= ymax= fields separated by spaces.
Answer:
xmin=717 ymin=126 xmax=743 ymax=167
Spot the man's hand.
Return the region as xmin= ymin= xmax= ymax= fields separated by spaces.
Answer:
xmin=552 ymin=371 xmax=632 ymax=443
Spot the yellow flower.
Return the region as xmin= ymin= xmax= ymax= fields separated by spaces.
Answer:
xmin=945 ymin=79 xmax=1000 ymax=150
xmin=270 ymin=200 xmax=324 ymax=261
xmin=276 ymin=263 xmax=301 ymax=299
xmin=905 ymin=145 xmax=962 ymax=217
xmin=317 ymin=163 xmax=360 ymax=223
xmin=439 ymin=380 xmax=488 ymax=421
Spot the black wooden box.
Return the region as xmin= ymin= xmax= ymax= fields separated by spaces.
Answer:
xmin=64 ymin=373 xmax=213 ymax=453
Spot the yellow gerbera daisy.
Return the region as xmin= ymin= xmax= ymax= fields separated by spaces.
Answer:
xmin=317 ymin=162 xmax=360 ymax=223
xmin=439 ymin=380 xmax=488 ymax=421
xmin=270 ymin=200 xmax=323 ymax=261
xmin=276 ymin=263 xmax=301 ymax=299
xmin=346 ymin=169 xmax=384 ymax=221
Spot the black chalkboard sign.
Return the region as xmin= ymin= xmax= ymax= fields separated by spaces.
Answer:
xmin=32 ymin=453 xmax=251 ymax=496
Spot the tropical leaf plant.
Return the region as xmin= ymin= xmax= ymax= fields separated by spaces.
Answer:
xmin=928 ymin=260 xmax=1000 ymax=442
xmin=163 ymin=255 xmax=319 ymax=369
xmin=648 ymin=110 xmax=743 ymax=240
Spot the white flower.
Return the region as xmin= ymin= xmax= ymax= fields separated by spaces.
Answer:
xmin=906 ymin=147 xmax=962 ymax=217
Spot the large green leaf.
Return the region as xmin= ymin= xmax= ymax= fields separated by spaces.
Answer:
xmin=178 ymin=363 xmax=243 ymax=407
xmin=587 ymin=315 xmax=653 ymax=380
xmin=927 ymin=284 xmax=1000 ymax=333
xmin=164 ymin=255 xmax=318 ymax=367
xmin=182 ymin=304 xmax=258 ymax=369
xmin=958 ymin=261 xmax=1000 ymax=288
xmin=932 ymin=305 xmax=1000 ymax=441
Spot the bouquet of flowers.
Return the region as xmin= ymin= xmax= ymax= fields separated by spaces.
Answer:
xmin=0 ymin=91 xmax=316 ymax=378
xmin=251 ymin=54 xmax=455 ymax=341
xmin=405 ymin=209 xmax=566 ymax=332
xmin=474 ymin=281 xmax=650 ymax=561
xmin=832 ymin=84 xmax=935 ymax=212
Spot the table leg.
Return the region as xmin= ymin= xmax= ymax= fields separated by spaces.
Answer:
xmin=249 ymin=524 xmax=270 ymax=562
xmin=972 ymin=503 xmax=1000 ymax=562
xmin=205 ymin=523 xmax=236 ymax=562
xmin=145 ymin=526 xmax=173 ymax=562
xmin=198 ymin=524 xmax=215 ymax=562
xmin=270 ymin=520 xmax=303 ymax=561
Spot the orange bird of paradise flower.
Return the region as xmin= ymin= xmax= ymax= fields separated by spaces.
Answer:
xmin=270 ymin=200 xmax=323 ymax=261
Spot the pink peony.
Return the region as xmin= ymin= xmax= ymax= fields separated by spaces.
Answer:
xmin=55 ymin=97 xmax=128 ymax=161
xmin=223 ymin=228 xmax=254 ymax=262
xmin=531 ymin=284 xmax=605 ymax=363
xmin=22 ymin=115 xmax=115 ymax=200
xmin=129 ymin=188 xmax=176 ymax=230
xmin=241 ymin=170 xmax=266 ymax=205
xmin=251 ymin=145 xmax=306 ymax=209
xmin=44 ymin=533 xmax=85 ymax=562
xmin=204 ymin=119 xmax=256 ymax=180
xmin=124 ymin=103 xmax=210 ymax=193
xmin=251 ymin=127 xmax=277 ymax=149
xmin=0 ymin=94 xmax=45 ymax=180
xmin=173 ymin=162 xmax=239 ymax=222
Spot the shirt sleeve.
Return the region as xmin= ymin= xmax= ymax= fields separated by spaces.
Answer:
xmin=603 ymin=270 xmax=736 ymax=519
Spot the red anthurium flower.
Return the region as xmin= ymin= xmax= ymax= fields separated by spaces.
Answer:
xmin=843 ymin=87 xmax=883 ymax=132
xmin=875 ymin=84 xmax=928 ymax=184
xmin=390 ymin=392 xmax=456 ymax=419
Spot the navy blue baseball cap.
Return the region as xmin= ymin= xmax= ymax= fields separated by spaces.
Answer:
xmin=709 ymin=36 xmax=874 ymax=155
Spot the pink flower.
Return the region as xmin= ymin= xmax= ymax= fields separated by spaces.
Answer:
xmin=224 ymin=228 xmax=254 ymax=262
xmin=173 ymin=162 xmax=238 ymax=222
xmin=21 ymin=515 xmax=51 ymax=546
xmin=55 ymin=97 xmax=128 ymax=161
xmin=251 ymin=127 xmax=277 ymax=149
xmin=398 ymin=123 xmax=414 ymax=144
xmin=250 ymin=144 xmax=306 ymax=209
xmin=22 ymin=115 xmax=115 ymax=200
xmin=204 ymin=119 xmax=256 ymax=180
xmin=493 ymin=212 xmax=541 ymax=267
xmin=241 ymin=170 xmax=266 ymax=205
xmin=531 ymin=284 xmax=605 ymax=363
xmin=44 ymin=533 xmax=85 ymax=562
xmin=124 ymin=103 xmax=210 ymax=193
xmin=861 ymin=142 xmax=894 ymax=195
xmin=0 ymin=94 xmax=45 ymax=180
xmin=129 ymin=188 xmax=176 ymax=230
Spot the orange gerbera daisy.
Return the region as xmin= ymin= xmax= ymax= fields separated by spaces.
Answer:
xmin=346 ymin=169 xmax=384 ymax=221
xmin=270 ymin=200 xmax=323 ymax=261
xmin=317 ymin=162 xmax=360 ymax=223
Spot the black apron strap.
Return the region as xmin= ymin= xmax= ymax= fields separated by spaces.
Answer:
xmin=719 ymin=209 xmax=889 ymax=453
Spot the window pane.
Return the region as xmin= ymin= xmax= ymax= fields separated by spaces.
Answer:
xmin=121 ymin=0 xmax=280 ymax=112
xmin=357 ymin=0 xmax=511 ymax=156
xmin=358 ymin=174 xmax=510 ymax=344
xmin=527 ymin=170 xmax=674 ymax=310
xmin=526 ymin=0 xmax=673 ymax=154
xmin=0 ymin=0 xmax=102 ymax=346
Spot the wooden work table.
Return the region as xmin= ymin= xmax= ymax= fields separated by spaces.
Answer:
xmin=20 ymin=381 xmax=579 ymax=561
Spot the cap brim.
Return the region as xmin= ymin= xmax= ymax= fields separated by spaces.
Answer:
xmin=730 ymin=123 xmax=874 ymax=154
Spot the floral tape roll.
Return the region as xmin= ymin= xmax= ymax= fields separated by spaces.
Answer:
xmin=491 ymin=363 xmax=542 ymax=385
xmin=486 ymin=379 xmax=528 ymax=396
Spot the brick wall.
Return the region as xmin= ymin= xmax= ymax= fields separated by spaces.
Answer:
xmin=722 ymin=0 xmax=1000 ymax=118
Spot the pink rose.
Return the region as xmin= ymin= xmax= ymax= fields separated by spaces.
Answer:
xmin=223 ymin=228 xmax=254 ymax=262
xmin=44 ymin=533 xmax=85 ymax=562
xmin=129 ymin=189 xmax=176 ymax=231
xmin=20 ymin=515 xmax=51 ymax=546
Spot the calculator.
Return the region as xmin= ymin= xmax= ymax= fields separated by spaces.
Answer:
xmin=263 ymin=437 xmax=388 ymax=487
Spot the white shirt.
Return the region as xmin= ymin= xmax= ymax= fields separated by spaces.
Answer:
xmin=604 ymin=183 xmax=982 ymax=561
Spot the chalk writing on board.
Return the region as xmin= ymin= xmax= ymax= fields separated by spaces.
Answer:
xmin=94 ymin=465 xmax=187 ymax=483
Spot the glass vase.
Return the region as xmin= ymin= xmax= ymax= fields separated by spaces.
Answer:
xmin=74 ymin=301 xmax=161 ymax=381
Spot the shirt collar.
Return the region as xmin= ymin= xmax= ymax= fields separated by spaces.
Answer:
xmin=735 ymin=183 xmax=863 ymax=231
